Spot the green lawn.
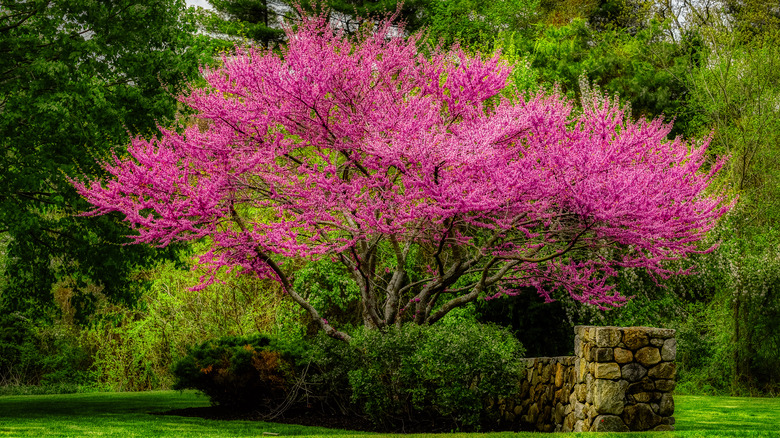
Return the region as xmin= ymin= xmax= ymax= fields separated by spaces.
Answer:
xmin=0 ymin=391 xmax=777 ymax=437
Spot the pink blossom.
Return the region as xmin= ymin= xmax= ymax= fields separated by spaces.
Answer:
xmin=72 ymin=11 xmax=730 ymax=341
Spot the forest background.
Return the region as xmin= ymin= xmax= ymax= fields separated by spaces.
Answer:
xmin=1 ymin=0 xmax=779 ymax=397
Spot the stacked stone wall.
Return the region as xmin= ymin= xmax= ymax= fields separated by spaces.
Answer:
xmin=492 ymin=326 xmax=676 ymax=432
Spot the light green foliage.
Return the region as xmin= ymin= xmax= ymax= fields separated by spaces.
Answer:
xmin=688 ymin=30 xmax=780 ymax=226
xmin=81 ymin=258 xmax=293 ymax=391
xmin=293 ymin=258 xmax=362 ymax=327
xmin=680 ymin=20 xmax=780 ymax=394
xmin=424 ymin=0 xmax=539 ymax=49
xmin=692 ymin=223 xmax=780 ymax=394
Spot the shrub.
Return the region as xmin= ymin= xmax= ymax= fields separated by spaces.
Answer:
xmin=0 ymin=314 xmax=91 ymax=389
xmin=346 ymin=322 xmax=525 ymax=432
xmin=172 ymin=333 xmax=306 ymax=409
xmin=301 ymin=331 xmax=360 ymax=415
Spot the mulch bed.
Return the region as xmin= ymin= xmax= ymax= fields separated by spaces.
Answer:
xmin=158 ymin=405 xmax=378 ymax=432
xmin=157 ymin=405 xmax=470 ymax=433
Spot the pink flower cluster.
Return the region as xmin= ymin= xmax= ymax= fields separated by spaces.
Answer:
xmin=73 ymin=12 xmax=729 ymax=339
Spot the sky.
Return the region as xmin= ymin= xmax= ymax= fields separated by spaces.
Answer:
xmin=186 ymin=0 xmax=211 ymax=9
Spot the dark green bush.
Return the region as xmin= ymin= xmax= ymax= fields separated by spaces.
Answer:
xmin=172 ymin=333 xmax=306 ymax=409
xmin=301 ymin=331 xmax=360 ymax=415
xmin=0 ymin=313 xmax=92 ymax=389
xmin=0 ymin=313 xmax=39 ymax=386
xmin=346 ymin=322 xmax=525 ymax=432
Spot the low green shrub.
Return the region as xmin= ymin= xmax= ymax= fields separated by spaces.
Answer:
xmin=346 ymin=322 xmax=525 ymax=432
xmin=171 ymin=333 xmax=306 ymax=409
xmin=174 ymin=323 xmax=524 ymax=430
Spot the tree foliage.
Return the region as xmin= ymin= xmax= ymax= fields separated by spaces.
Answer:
xmin=0 ymin=0 xmax=204 ymax=318
xmin=74 ymin=11 xmax=729 ymax=341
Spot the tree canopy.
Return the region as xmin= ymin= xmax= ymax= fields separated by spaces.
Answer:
xmin=0 ymin=0 xmax=203 ymax=317
xmin=74 ymin=11 xmax=729 ymax=341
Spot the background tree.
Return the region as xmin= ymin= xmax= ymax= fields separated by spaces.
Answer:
xmin=0 ymin=0 xmax=204 ymax=319
xmin=684 ymin=14 xmax=780 ymax=391
xmin=75 ymin=12 xmax=729 ymax=342
xmin=195 ymin=0 xmax=433 ymax=52
xmin=422 ymin=0 xmax=539 ymax=49
xmin=194 ymin=0 xmax=288 ymax=50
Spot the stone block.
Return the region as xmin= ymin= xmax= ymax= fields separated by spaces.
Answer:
xmin=635 ymin=347 xmax=662 ymax=367
xmin=591 ymin=415 xmax=630 ymax=432
xmin=623 ymin=328 xmax=650 ymax=350
xmin=633 ymin=392 xmax=652 ymax=403
xmin=662 ymin=338 xmax=677 ymax=361
xmin=593 ymin=347 xmax=614 ymax=362
xmin=573 ymin=420 xmax=586 ymax=432
xmin=564 ymin=413 xmax=575 ymax=432
xmin=575 ymin=402 xmax=587 ymax=420
xmin=594 ymin=327 xmax=621 ymax=347
xmin=555 ymin=363 xmax=564 ymax=387
xmin=650 ymin=338 xmax=665 ymax=347
xmin=588 ymin=403 xmax=599 ymax=420
xmin=542 ymin=363 xmax=552 ymax=382
xmin=570 ymin=388 xmax=579 ymax=406
xmin=648 ymin=362 xmax=677 ymax=379
xmin=659 ymin=393 xmax=675 ymax=417
xmin=623 ymin=403 xmax=661 ymax=430
xmin=647 ymin=327 xmax=676 ymax=339
xmin=628 ymin=377 xmax=655 ymax=394
xmin=594 ymin=362 xmax=621 ymax=379
xmin=593 ymin=379 xmax=628 ymax=415
xmin=527 ymin=403 xmax=539 ymax=423
xmin=577 ymin=382 xmax=587 ymax=402
xmin=614 ymin=348 xmax=633 ymax=364
xmin=656 ymin=379 xmax=676 ymax=392
xmin=622 ymin=363 xmax=648 ymax=382
xmin=654 ymin=425 xmax=675 ymax=431
xmin=584 ymin=342 xmax=594 ymax=361
xmin=585 ymin=374 xmax=594 ymax=404
xmin=554 ymin=402 xmax=565 ymax=424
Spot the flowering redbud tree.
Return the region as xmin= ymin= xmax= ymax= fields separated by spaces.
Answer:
xmin=74 ymin=13 xmax=729 ymax=342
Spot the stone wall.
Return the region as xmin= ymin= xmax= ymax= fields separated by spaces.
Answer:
xmin=493 ymin=326 xmax=677 ymax=432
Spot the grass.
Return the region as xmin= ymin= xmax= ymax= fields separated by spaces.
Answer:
xmin=0 ymin=391 xmax=778 ymax=437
